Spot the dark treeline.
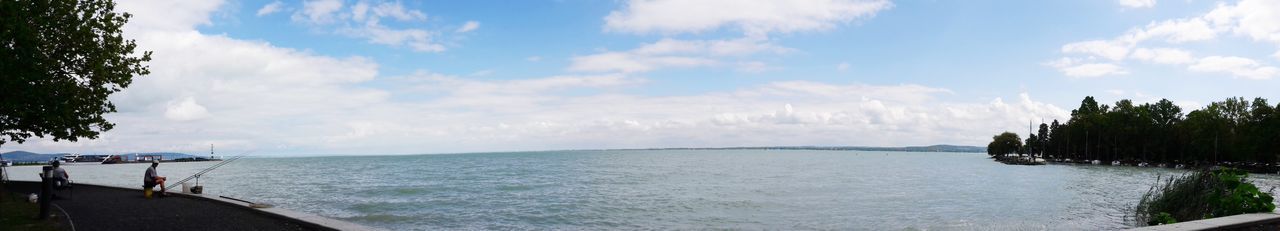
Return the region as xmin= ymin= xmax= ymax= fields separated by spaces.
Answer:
xmin=990 ymin=96 xmax=1280 ymax=165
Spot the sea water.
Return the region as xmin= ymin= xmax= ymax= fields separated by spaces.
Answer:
xmin=8 ymin=150 xmax=1280 ymax=230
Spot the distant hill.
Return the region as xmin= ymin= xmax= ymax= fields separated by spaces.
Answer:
xmin=0 ymin=151 xmax=65 ymax=162
xmin=630 ymin=144 xmax=987 ymax=153
xmin=0 ymin=151 xmax=201 ymax=162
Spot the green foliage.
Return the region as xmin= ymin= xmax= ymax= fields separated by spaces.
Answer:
xmin=0 ymin=0 xmax=151 ymax=147
xmin=992 ymin=96 xmax=1280 ymax=164
xmin=1134 ymin=168 xmax=1275 ymax=226
xmin=987 ymin=132 xmax=1022 ymax=158
xmin=1150 ymin=212 xmax=1176 ymax=226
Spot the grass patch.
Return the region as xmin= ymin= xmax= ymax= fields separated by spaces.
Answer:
xmin=1135 ymin=168 xmax=1276 ymax=226
xmin=0 ymin=189 xmax=62 ymax=231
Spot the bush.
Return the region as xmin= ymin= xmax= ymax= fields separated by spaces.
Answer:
xmin=1135 ymin=168 xmax=1275 ymax=226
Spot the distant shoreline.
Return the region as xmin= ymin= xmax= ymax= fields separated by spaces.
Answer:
xmin=2 ymin=145 xmax=986 ymax=159
xmin=586 ymin=145 xmax=986 ymax=153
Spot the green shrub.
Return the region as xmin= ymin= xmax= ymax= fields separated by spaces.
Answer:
xmin=1134 ymin=168 xmax=1275 ymax=226
xmin=1150 ymin=212 xmax=1176 ymax=225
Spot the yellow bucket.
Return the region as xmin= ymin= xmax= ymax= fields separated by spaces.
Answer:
xmin=144 ymin=188 xmax=154 ymax=198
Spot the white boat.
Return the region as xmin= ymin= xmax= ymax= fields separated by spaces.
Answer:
xmin=59 ymin=153 xmax=80 ymax=162
xmin=1137 ymin=162 xmax=1149 ymax=167
xmin=1111 ymin=160 xmax=1122 ymax=166
xmin=1091 ymin=160 xmax=1101 ymax=165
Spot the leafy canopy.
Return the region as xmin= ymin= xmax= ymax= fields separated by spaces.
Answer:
xmin=987 ymin=132 xmax=1022 ymax=157
xmin=1 ymin=0 xmax=151 ymax=146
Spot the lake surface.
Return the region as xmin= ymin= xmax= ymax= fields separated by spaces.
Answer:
xmin=8 ymin=150 xmax=1280 ymax=230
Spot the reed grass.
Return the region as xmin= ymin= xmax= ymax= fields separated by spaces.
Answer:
xmin=1134 ymin=168 xmax=1275 ymax=226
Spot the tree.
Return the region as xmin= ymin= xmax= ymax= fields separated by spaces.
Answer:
xmin=1048 ymin=120 xmax=1064 ymax=159
xmin=1 ymin=0 xmax=151 ymax=147
xmin=1246 ymin=98 xmax=1276 ymax=163
xmin=988 ymin=132 xmax=1023 ymax=158
xmin=1148 ymin=99 xmax=1183 ymax=163
xmin=992 ymin=96 xmax=1279 ymax=166
xmin=1037 ymin=123 xmax=1049 ymax=157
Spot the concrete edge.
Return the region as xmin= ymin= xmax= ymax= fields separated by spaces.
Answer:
xmin=9 ymin=180 xmax=383 ymax=231
xmin=1127 ymin=212 xmax=1280 ymax=231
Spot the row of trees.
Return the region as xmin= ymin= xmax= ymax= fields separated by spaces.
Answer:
xmin=989 ymin=96 xmax=1280 ymax=164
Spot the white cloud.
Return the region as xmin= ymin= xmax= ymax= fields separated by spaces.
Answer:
xmin=1118 ymin=0 xmax=1156 ymax=9
xmin=164 ymin=97 xmax=211 ymax=121
xmin=288 ymin=0 xmax=451 ymax=52
xmin=34 ymin=0 xmax=387 ymax=154
xmin=569 ymin=37 xmax=790 ymax=73
xmin=292 ymin=0 xmax=343 ymax=24
xmin=1130 ymin=47 xmax=1194 ymax=64
xmin=405 ymin=72 xmax=645 ymax=96
xmin=632 ymin=37 xmax=792 ymax=57
xmin=568 ymin=51 xmax=718 ymax=73
xmin=389 ymin=75 xmax=1066 ymax=152
xmin=526 ymin=56 xmax=542 ymax=62
xmin=2 ymin=0 xmax=1077 ymax=155
xmin=256 ymin=1 xmax=285 ymax=16
xmin=456 ymin=21 xmax=480 ymax=33
xmin=1188 ymin=56 xmax=1280 ymax=79
xmin=115 ymin=0 xmax=223 ymax=32
xmin=837 ymin=62 xmax=851 ymax=72
xmin=1045 ymin=58 xmax=1128 ymax=77
xmin=1205 ymin=0 xmax=1280 ymax=44
xmin=1052 ymin=0 xmax=1280 ymax=78
xmin=604 ymin=0 xmax=892 ymax=36
xmin=1061 ymin=40 xmax=1130 ymax=61
xmin=1121 ymin=18 xmax=1217 ymax=44
xmin=581 ymin=1 xmax=888 ymax=74
xmin=352 ymin=0 xmax=426 ymax=22
xmin=341 ymin=25 xmax=444 ymax=52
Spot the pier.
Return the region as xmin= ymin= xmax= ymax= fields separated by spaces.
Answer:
xmin=1127 ymin=213 xmax=1280 ymax=230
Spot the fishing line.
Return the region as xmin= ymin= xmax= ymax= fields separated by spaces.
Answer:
xmin=165 ymin=150 xmax=255 ymax=190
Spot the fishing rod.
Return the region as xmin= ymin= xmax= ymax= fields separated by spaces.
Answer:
xmin=166 ymin=151 xmax=253 ymax=190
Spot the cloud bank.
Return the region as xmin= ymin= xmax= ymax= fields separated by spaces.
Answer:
xmin=1050 ymin=0 xmax=1280 ymax=80
xmin=5 ymin=0 xmax=1073 ymax=156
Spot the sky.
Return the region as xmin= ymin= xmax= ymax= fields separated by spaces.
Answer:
xmin=4 ymin=0 xmax=1280 ymax=156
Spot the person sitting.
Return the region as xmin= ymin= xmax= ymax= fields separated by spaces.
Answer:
xmin=50 ymin=161 xmax=70 ymax=189
xmin=143 ymin=160 xmax=167 ymax=196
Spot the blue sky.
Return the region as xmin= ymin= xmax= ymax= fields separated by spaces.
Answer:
xmin=4 ymin=0 xmax=1280 ymax=155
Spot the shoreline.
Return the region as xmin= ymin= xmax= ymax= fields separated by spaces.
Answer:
xmin=992 ymin=155 xmax=1280 ymax=174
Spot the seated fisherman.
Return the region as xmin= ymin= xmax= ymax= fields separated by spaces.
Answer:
xmin=143 ymin=160 xmax=167 ymax=195
xmin=51 ymin=161 xmax=70 ymax=188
